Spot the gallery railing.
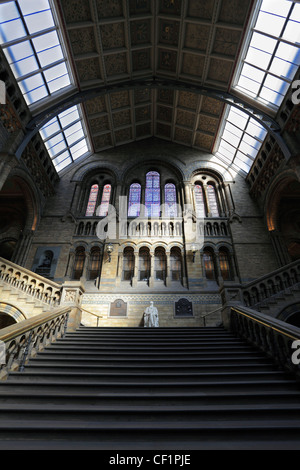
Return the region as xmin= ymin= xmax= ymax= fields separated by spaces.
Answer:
xmin=0 ymin=257 xmax=62 ymax=307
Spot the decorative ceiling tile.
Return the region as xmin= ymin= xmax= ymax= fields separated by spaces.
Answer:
xmin=174 ymin=127 xmax=193 ymax=144
xmin=96 ymin=0 xmax=123 ymax=19
xmin=184 ymin=23 xmax=210 ymax=52
xmin=207 ymin=58 xmax=233 ymax=83
xmin=101 ymin=23 xmax=126 ymax=50
xmin=159 ymin=20 xmax=180 ymax=46
xmin=177 ymin=91 xmax=198 ymax=110
xmin=110 ymin=91 xmax=130 ymax=109
xmin=218 ymin=0 xmax=250 ymax=25
xmin=158 ymin=49 xmax=177 ymax=72
xmin=85 ymin=96 xmax=106 ymax=115
xmin=136 ymin=122 xmax=152 ymax=138
xmin=212 ymin=28 xmax=242 ymax=57
xmin=157 ymin=105 xmax=173 ymax=123
xmin=181 ymin=53 xmax=205 ymax=78
xmin=176 ymin=110 xmax=195 ymax=128
xmin=68 ymin=28 xmax=97 ymax=56
xmin=76 ymin=58 xmax=102 ymax=82
xmin=104 ymin=53 xmax=128 ymax=76
xmin=159 ymin=0 xmax=182 ymax=16
xmin=90 ymin=115 xmax=110 ymax=133
xmin=61 ymin=0 xmax=92 ymax=23
xmin=132 ymin=49 xmax=151 ymax=71
xmin=113 ymin=110 xmax=131 ymax=127
xmin=130 ymin=20 xmax=151 ymax=45
xmin=94 ymin=133 xmax=113 ymax=149
xmin=197 ymin=115 xmax=218 ymax=134
xmin=187 ymin=0 xmax=214 ymax=20
xmin=115 ymin=127 xmax=132 ymax=143
xmin=129 ymin=0 xmax=151 ymax=15
xmin=134 ymin=88 xmax=151 ymax=104
xmin=194 ymin=133 xmax=214 ymax=150
xmin=157 ymin=89 xmax=174 ymax=105
xmin=135 ymin=105 xmax=151 ymax=122
xmin=200 ymin=97 xmax=224 ymax=116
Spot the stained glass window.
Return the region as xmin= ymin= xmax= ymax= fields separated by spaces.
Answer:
xmin=164 ymin=183 xmax=177 ymax=217
xmin=194 ymin=184 xmax=206 ymax=218
xmin=207 ymin=185 xmax=219 ymax=217
xmin=145 ymin=171 xmax=160 ymax=217
xmin=128 ymin=183 xmax=141 ymax=217
xmin=154 ymin=248 xmax=166 ymax=281
xmin=98 ymin=184 xmax=111 ymax=217
xmin=73 ymin=247 xmax=85 ymax=280
xmin=219 ymin=250 xmax=231 ymax=281
xmin=170 ymin=247 xmax=182 ymax=282
xmin=89 ymin=247 xmax=101 ymax=280
xmin=85 ymin=184 xmax=99 ymax=217
xmin=123 ymin=247 xmax=134 ymax=281
xmin=203 ymin=249 xmax=215 ymax=280
xmin=139 ymin=248 xmax=150 ymax=281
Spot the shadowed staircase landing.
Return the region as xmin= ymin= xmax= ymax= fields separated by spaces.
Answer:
xmin=0 ymin=326 xmax=300 ymax=450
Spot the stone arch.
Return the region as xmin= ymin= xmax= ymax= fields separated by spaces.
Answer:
xmin=0 ymin=302 xmax=26 ymax=330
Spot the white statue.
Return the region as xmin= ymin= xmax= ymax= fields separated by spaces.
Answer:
xmin=144 ymin=301 xmax=159 ymax=328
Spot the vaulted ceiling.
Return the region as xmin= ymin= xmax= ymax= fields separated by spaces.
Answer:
xmin=56 ymin=0 xmax=254 ymax=155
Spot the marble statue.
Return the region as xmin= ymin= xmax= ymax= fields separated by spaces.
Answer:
xmin=143 ymin=301 xmax=159 ymax=328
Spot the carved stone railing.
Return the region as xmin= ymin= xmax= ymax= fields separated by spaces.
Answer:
xmin=242 ymin=260 xmax=300 ymax=309
xmin=0 ymin=257 xmax=62 ymax=307
xmin=74 ymin=216 xmax=230 ymax=239
xmin=0 ymin=307 xmax=71 ymax=380
xmin=228 ymin=306 xmax=300 ymax=379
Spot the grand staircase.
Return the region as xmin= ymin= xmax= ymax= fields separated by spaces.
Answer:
xmin=0 ymin=326 xmax=300 ymax=450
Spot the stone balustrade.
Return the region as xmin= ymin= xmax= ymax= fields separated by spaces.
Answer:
xmin=228 ymin=305 xmax=300 ymax=379
xmin=74 ymin=217 xmax=230 ymax=239
xmin=0 ymin=307 xmax=71 ymax=379
xmin=241 ymin=260 xmax=300 ymax=308
xmin=0 ymin=257 xmax=62 ymax=307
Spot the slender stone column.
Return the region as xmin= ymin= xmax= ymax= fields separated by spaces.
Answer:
xmin=0 ymin=153 xmax=18 ymax=191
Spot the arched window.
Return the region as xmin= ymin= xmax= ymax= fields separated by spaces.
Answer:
xmin=123 ymin=247 xmax=134 ymax=281
xmin=154 ymin=247 xmax=166 ymax=282
xmin=88 ymin=247 xmax=101 ymax=280
xmin=145 ymin=171 xmax=160 ymax=217
xmin=207 ymin=184 xmax=219 ymax=217
xmin=219 ymin=249 xmax=231 ymax=280
xmin=85 ymin=184 xmax=99 ymax=216
xmin=164 ymin=183 xmax=177 ymax=217
xmin=139 ymin=247 xmax=150 ymax=282
xmin=128 ymin=183 xmax=141 ymax=217
xmin=203 ymin=248 xmax=215 ymax=280
xmin=73 ymin=247 xmax=85 ymax=280
xmin=194 ymin=184 xmax=206 ymax=218
xmin=170 ymin=247 xmax=182 ymax=282
xmin=98 ymin=184 xmax=111 ymax=217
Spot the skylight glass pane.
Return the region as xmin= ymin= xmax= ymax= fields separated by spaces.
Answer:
xmin=0 ymin=18 xmax=26 ymax=42
xmin=40 ymin=118 xmax=61 ymax=139
xmin=255 ymin=12 xmax=286 ymax=36
xmin=24 ymin=85 xmax=48 ymax=104
xmin=282 ymin=19 xmax=300 ymax=43
xmin=260 ymin=0 xmax=291 ymax=17
xmin=23 ymin=10 xmax=54 ymax=34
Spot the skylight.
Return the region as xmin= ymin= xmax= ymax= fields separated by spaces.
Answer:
xmin=0 ymin=0 xmax=73 ymax=105
xmin=0 ymin=0 xmax=91 ymax=172
xmin=215 ymin=0 xmax=300 ymax=175
xmin=234 ymin=0 xmax=300 ymax=109
xmin=40 ymin=106 xmax=90 ymax=172
xmin=215 ymin=106 xmax=267 ymax=174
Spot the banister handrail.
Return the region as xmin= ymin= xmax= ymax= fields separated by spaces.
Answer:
xmin=228 ymin=305 xmax=300 ymax=378
xmin=0 ymin=257 xmax=62 ymax=290
xmin=0 ymin=306 xmax=72 ymax=380
xmin=242 ymin=259 xmax=300 ymax=290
